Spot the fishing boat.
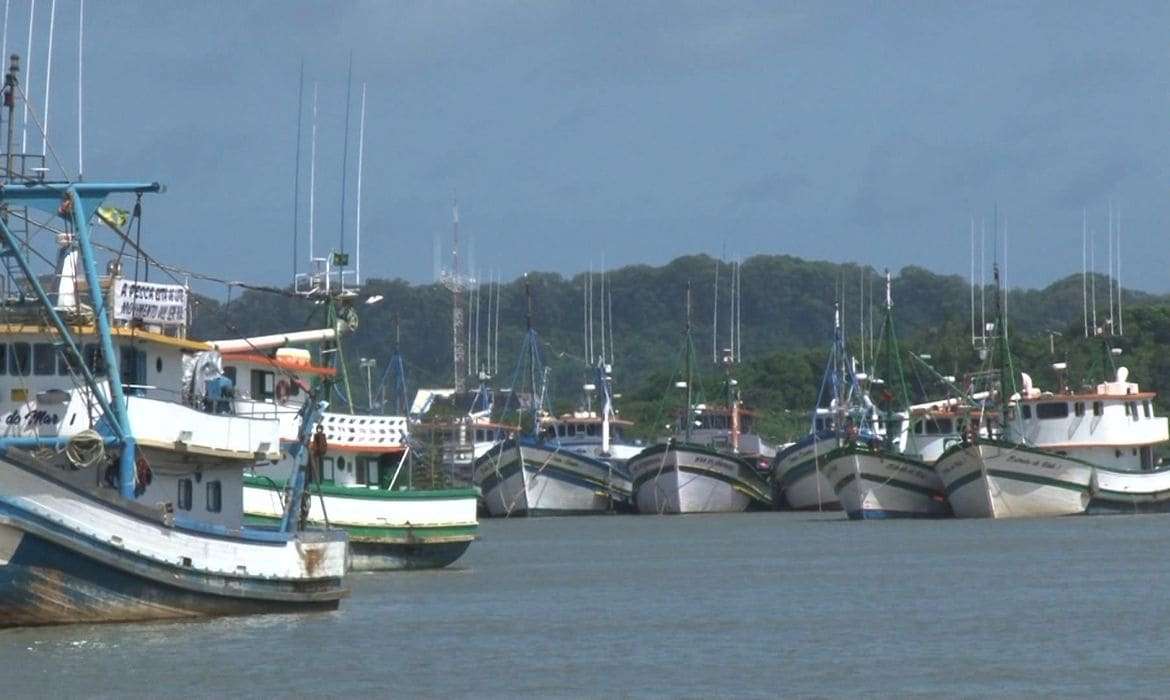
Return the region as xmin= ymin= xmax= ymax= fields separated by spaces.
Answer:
xmin=818 ymin=274 xmax=951 ymax=519
xmin=933 ymin=265 xmax=1102 ymax=518
xmin=228 ymin=262 xmax=479 ymax=570
xmin=474 ymin=281 xmax=632 ymax=517
xmin=770 ymin=304 xmax=871 ymax=511
xmin=0 ymin=156 xmax=347 ymax=623
xmin=937 ymin=365 xmax=1169 ymax=517
xmin=626 ymin=284 xmax=772 ymax=514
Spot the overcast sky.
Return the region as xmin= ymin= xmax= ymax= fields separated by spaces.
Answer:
xmin=12 ymin=1 xmax=1170 ymax=293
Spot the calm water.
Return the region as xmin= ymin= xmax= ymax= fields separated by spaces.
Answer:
xmin=6 ymin=512 xmax=1170 ymax=697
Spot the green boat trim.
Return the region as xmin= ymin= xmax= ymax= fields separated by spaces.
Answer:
xmin=822 ymin=443 xmax=938 ymax=472
xmin=631 ymin=446 xmax=772 ymax=504
xmin=244 ymin=475 xmax=480 ymax=501
xmin=243 ymin=514 xmax=478 ymax=544
xmin=936 ymin=439 xmax=1093 ymax=494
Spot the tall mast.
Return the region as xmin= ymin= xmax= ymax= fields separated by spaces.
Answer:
xmin=75 ymin=0 xmax=80 ymax=178
xmin=291 ymin=60 xmax=303 ymax=280
xmin=685 ymin=281 xmax=693 ymax=444
xmin=970 ymin=217 xmax=975 ymax=345
xmin=444 ymin=202 xmax=466 ymax=392
xmin=40 ymin=0 xmax=53 ymax=157
xmin=712 ymin=257 xmax=719 ymax=364
xmin=4 ymin=53 xmax=18 ymax=182
xmin=1090 ymin=224 xmax=1097 ymax=334
xmin=308 ymin=82 xmax=318 ymax=263
xmin=337 ymin=53 xmax=352 ymax=264
xmin=19 ymin=0 xmax=32 ymax=154
xmin=354 ymin=82 xmax=366 ymax=285
xmin=1082 ymin=208 xmax=1088 ymax=337
xmin=1116 ymin=204 xmax=1123 ymax=336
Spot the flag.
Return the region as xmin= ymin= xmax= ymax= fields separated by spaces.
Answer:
xmin=97 ymin=206 xmax=130 ymax=230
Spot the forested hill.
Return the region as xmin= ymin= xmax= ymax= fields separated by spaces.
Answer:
xmin=191 ymin=253 xmax=1169 ymax=435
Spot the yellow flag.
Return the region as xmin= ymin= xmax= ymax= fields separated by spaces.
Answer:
xmin=97 ymin=206 xmax=129 ymax=230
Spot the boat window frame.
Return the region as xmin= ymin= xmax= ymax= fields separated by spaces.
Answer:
xmin=1035 ymin=402 xmax=1069 ymax=420
xmin=1020 ymin=404 xmax=1032 ymax=420
xmin=9 ymin=342 xmax=30 ymax=376
xmin=178 ymin=478 xmax=193 ymax=511
xmin=206 ymin=480 xmax=222 ymax=513
xmin=1074 ymin=401 xmax=1085 ymax=417
xmin=32 ymin=342 xmax=56 ymax=376
xmin=1092 ymin=401 xmax=1104 ymax=417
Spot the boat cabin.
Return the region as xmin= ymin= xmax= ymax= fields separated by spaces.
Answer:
xmin=1004 ymin=368 xmax=1167 ymax=470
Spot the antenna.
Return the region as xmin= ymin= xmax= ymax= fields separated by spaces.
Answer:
xmin=19 ymin=0 xmax=33 ymax=154
xmin=712 ymin=257 xmax=719 ymax=364
xmin=291 ymin=60 xmax=304 ymax=280
xmin=1090 ymin=225 xmax=1097 ymax=335
xmin=582 ymin=269 xmax=588 ymax=360
xmin=736 ymin=258 xmax=742 ymax=362
xmin=484 ymin=269 xmax=493 ymax=377
xmin=1 ymin=2 xmax=9 ymax=103
xmin=608 ymin=282 xmax=615 ymax=366
xmin=1082 ymin=208 xmax=1088 ymax=338
xmin=337 ymin=53 xmax=353 ymax=263
xmin=599 ymin=257 xmax=606 ymax=363
xmin=859 ymin=265 xmax=865 ymax=373
xmin=474 ymin=271 xmax=481 ymax=374
xmin=75 ymin=0 xmax=80 ymax=178
xmin=1117 ymin=203 xmax=1123 ymax=336
xmin=980 ymin=218 xmax=986 ymax=345
xmin=1106 ymin=201 xmax=1114 ymax=333
xmin=354 ymin=82 xmax=366 ymax=285
xmin=1002 ymin=214 xmax=1008 ymax=335
xmin=494 ymin=271 xmax=501 ymax=375
xmin=970 ymin=217 xmax=975 ymax=345
xmin=40 ymin=0 xmax=53 ymax=157
xmin=308 ymin=82 xmax=318 ymax=263
xmin=440 ymin=201 xmax=469 ymax=391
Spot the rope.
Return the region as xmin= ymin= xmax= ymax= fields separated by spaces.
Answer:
xmin=65 ymin=428 xmax=104 ymax=468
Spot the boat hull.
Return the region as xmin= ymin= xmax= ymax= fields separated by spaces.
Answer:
xmin=1089 ymin=467 xmax=1170 ymax=514
xmin=771 ymin=432 xmax=841 ymax=510
xmin=820 ymin=445 xmax=951 ymax=520
xmin=0 ymin=453 xmax=347 ymax=628
xmin=243 ymin=478 xmax=478 ymax=572
xmin=475 ymin=438 xmax=632 ymax=517
xmin=933 ymin=440 xmax=1092 ymax=519
xmin=628 ymin=442 xmax=772 ymax=514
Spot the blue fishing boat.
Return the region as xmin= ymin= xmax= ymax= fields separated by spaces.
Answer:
xmin=0 ymin=61 xmax=346 ymax=625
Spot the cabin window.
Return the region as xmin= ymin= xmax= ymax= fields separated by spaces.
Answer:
xmin=120 ymin=346 xmax=147 ymax=395
xmin=1074 ymin=402 xmax=1085 ymax=417
xmin=913 ymin=421 xmax=923 ymax=435
xmin=815 ymin=419 xmax=824 ymax=431
xmin=0 ymin=344 xmax=6 ymax=375
xmin=926 ymin=419 xmax=953 ymax=435
xmin=83 ymin=344 xmax=106 ymax=374
xmin=206 ymin=481 xmax=222 ymax=513
xmin=1144 ymin=401 xmax=1152 ymax=418
xmin=337 ymin=456 xmax=347 ymax=473
xmin=1020 ymin=405 xmax=1032 ymax=420
xmin=58 ymin=348 xmax=80 ymax=376
xmin=1036 ymin=403 xmax=1069 ymax=420
xmin=322 ymin=457 xmax=335 ymax=482
xmin=1142 ymin=446 xmax=1154 ymax=470
xmin=1128 ymin=402 xmax=1139 ymax=421
xmin=475 ymin=429 xmax=484 ymax=442
xmin=354 ymin=457 xmax=367 ymax=485
xmin=250 ymin=369 xmax=275 ymax=401
xmin=32 ymin=343 xmax=55 ymax=376
xmin=9 ymin=342 xmax=30 ymax=376
xmin=156 ymin=356 xmax=163 ymax=373
xmin=1093 ymin=401 xmax=1103 ymax=417
xmin=178 ymin=479 xmax=193 ymax=511
xmin=223 ymin=366 xmax=237 ymax=386
xmin=586 ymin=424 xmax=598 ymax=437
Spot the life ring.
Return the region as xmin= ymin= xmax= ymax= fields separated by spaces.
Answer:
xmin=275 ymin=379 xmax=291 ymax=405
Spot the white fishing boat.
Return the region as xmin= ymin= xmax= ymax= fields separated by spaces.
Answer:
xmin=219 ymin=267 xmax=480 ymax=571
xmin=474 ymin=283 xmax=632 ymax=517
xmin=627 ymin=284 xmax=772 ymax=514
xmin=818 ymin=276 xmax=953 ymax=519
xmin=937 ymin=367 xmax=1168 ymax=517
xmin=0 ymin=168 xmax=347 ymax=625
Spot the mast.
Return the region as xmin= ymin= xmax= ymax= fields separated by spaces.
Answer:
xmin=291 ymin=60 xmax=303 ymax=279
xmin=1116 ymin=205 xmax=1123 ymax=336
xmin=337 ymin=53 xmax=352 ymax=263
xmin=712 ymin=257 xmax=719 ymax=364
xmin=685 ymin=281 xmax=693 ymax=444
xmin=75 ymin=0 xmax=80 ymax=178
xmin=19 ymin=0 xmax=32 ymax=154
xmin=4 ymin=53 xmax=17 ymax=182
xmin=993 ymin=262 xmax=1015 ymax=427
xmin=39 ymin=0 xmax=53 ymax=157
xmin=1082 ymin=208 xmax=1088 ymax=337
xmin=354 ymin=82 xmax=366 ymax=285
xmin=970 ymin=217 xmax=975 ymax=345
xmin=308 ymin=82 xmax=318 ymax=262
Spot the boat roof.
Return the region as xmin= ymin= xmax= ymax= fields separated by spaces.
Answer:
xmin=0 ymin=322 xmax=210 ymax=351
xmin=220 ymin=352 xmax=337 ymax=377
